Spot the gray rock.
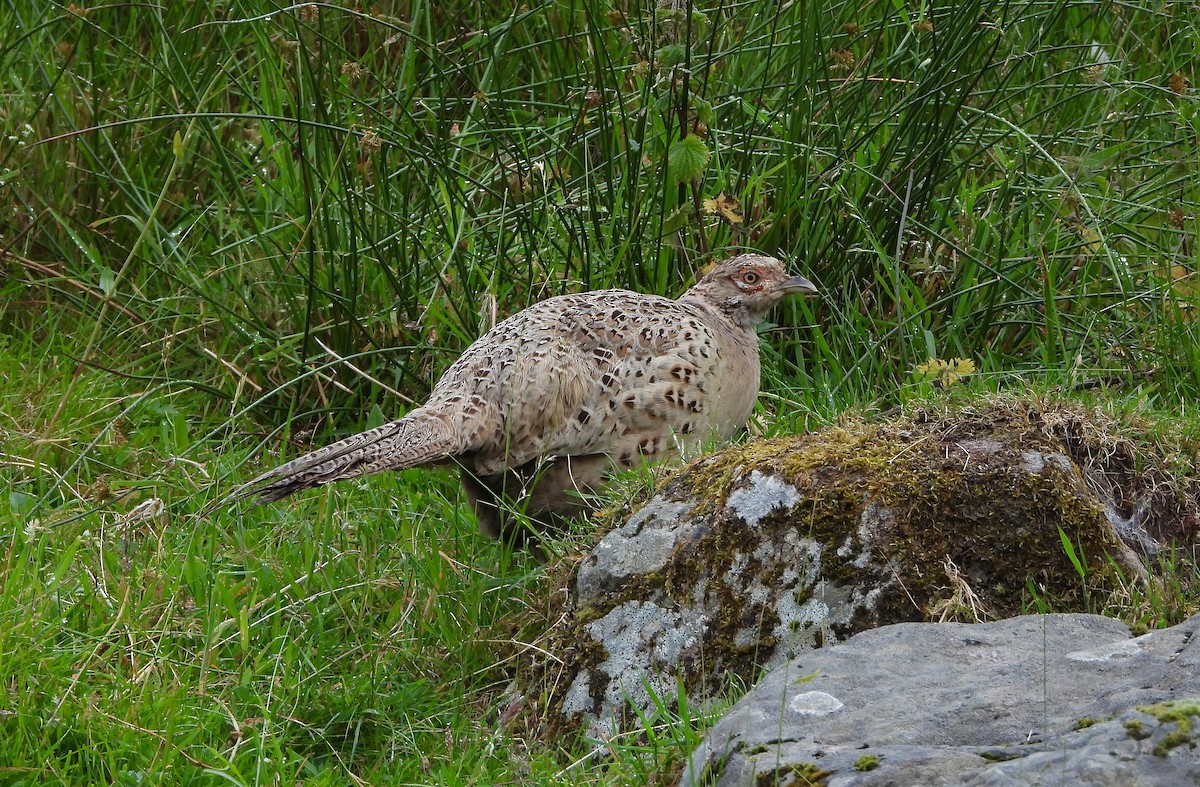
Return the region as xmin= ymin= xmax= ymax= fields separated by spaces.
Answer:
xmin=522 ymin=405 xmax=1199 ymax=744
xmin=540 ymin=430 xmax=1153 ymax=740
xmin=681 ymin=613 xmax=1200 ymax=786
xmin=575 ymin=497 xmax=699 ymax=598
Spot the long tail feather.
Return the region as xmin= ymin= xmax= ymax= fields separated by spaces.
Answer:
xmin=230 ymin=408 xmax=457 ymax=504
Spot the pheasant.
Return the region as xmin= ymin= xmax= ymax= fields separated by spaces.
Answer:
xmin=233 ymin=253 xmax=817 ymax=544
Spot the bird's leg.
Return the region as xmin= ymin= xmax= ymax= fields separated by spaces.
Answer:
xmin=459 ymin=454 xmax=611 ymax=547
xmin=459 ymin=463 xmax=546 ymax=549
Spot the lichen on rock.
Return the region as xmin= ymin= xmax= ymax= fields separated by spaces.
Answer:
xmin=517 ymin=397 xmax=1200 ymax=741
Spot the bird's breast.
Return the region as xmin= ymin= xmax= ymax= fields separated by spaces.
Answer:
xmin=705 ymin=334 xmax=761 ymax=439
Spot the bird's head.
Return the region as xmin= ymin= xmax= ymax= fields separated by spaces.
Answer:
xmin=684 ymin=253 xmax=818 ymax=329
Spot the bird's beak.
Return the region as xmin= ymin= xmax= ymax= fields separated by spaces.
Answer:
xmin=779 ymin=275 xmax=819 ymax=296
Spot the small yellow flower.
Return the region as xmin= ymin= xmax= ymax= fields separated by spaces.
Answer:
xmin=913 ymin=357 xmax=977 ymax=388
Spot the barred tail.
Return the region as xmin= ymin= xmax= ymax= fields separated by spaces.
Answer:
xmin=230 ymin=408 xmax=458 ymax=504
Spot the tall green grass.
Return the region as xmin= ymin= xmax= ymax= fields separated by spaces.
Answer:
xmin=1 ymin=0 xmax=1198 ymax=783
xmin=5 ymin=0 xmax=1197 ymax=438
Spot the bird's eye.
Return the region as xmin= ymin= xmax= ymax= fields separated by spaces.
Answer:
xmin=742 ymin=271 xmax=760 ymax=284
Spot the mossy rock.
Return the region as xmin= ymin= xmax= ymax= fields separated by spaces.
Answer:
xmin=518 ymin=398 xmax=1199 ymax=740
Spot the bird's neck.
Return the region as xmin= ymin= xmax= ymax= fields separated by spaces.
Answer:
xmin=680 ymin=291 xmax=760 ymax=335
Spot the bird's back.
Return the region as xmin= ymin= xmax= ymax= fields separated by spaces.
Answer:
xmin=427 ymin=288 xmax=762 ymax=476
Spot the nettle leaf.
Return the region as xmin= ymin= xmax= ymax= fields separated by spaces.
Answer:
xmin=655 ymin=43 xmax=686 ymax=70
xmin=667 ymin=135 xmax=710 ymax=182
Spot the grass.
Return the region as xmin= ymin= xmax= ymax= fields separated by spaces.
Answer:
xmin=1 ymin=0 xmax=1198 ymax=782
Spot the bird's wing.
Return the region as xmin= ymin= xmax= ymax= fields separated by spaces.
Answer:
xmin=436 ymin=291 xmax=731 ymax=476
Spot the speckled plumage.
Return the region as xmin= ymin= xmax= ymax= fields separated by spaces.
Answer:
xmin=233 ymin=254 xmax=817 ymax=542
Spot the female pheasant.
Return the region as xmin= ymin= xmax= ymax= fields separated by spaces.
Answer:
xmin=232 ymin=253 xmax=817 ymax=544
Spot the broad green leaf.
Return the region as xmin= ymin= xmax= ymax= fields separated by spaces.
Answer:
xmin=668 ymin=135 xmax=709 ymax=183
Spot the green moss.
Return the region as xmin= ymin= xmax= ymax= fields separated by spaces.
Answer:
xmin=1137 ymin=698 xmax=1200 ymax=726
xmin=979 ymin=750 xmax=1024 ymax=762
xmin=852 ymin=754 xmax=880 ymax=771
xmin=1124 ymin=719 xmax=1150 ymax=740
xmin=522 ymin=397 xmax=1198 ymax=741
xmin=754 ymin=762 xmax=831 ymax=786
xmin=698 ymin=753 xmax=729 ymax=784
xmin=1073 ymin=716 xmax=1101 ymax=730
xmin=1136 ymin=699 xmax=1200 ymax=756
